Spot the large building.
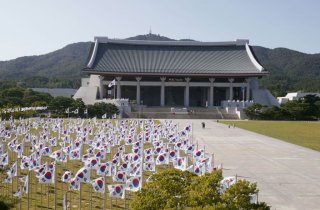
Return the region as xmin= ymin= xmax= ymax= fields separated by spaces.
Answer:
xmin=74 ymin=37 xmax=278 ymax=111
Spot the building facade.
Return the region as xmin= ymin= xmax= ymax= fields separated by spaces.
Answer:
xmin=74 ymin=37 xmax=272 ymax=108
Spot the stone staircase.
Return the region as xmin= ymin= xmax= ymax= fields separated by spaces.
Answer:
xmin=124 ymin=107 xmax=239 ymax=119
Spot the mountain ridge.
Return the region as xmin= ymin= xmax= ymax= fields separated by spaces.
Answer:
xmin=0 ymin=34 xmax=319 ymax=96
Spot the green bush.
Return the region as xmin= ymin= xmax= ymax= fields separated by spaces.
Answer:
xmin=131 ymin=169 xmax=270 ymax=210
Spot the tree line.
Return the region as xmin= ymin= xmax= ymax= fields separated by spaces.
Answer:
xmin=244 ymin=95 xmax=320 ymax=120
xmin=0 ymin=86 xmax=118 ymax=119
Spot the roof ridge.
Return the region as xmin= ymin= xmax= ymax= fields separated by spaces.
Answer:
xmin=94 ymin=36 xmax=249 ymax=47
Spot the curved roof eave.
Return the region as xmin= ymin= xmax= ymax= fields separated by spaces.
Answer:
xmin=87 ymin=39 xmax=99 ymax=68
xmin=245 ymin=43 xmax=264 ymax=71
xmin=82 ymin=69 xmax=269 ymax=77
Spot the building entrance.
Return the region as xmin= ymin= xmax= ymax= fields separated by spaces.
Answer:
xmin=165 ymin=87 xmax=184 ymax=106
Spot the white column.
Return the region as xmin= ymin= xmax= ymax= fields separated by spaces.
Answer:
xmin=209 ymin=78 xmax=215 ymax=107
xmin=136 ymin=77 xmax=142 ymax=105
xmin=228 ymin=78 xmax=234 ymax=101
xmin=184 ymin=77 xmax=191 ymax=107
xmin=160 ymin=77 xmax=166 ymax=106
xmin=116 ymin=77 xmax=122 ymax=99
xmin=98 ymin=76 xmax=104 ymax=99
xmin=246 ymin=78 xmax=250 ymax=100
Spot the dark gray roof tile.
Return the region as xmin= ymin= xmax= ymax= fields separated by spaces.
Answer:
xmin=84 ymin=39 xmax=266 ymax=76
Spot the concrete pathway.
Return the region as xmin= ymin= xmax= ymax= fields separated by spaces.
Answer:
xmin=175 ymin=119 xmax=320 ymax=210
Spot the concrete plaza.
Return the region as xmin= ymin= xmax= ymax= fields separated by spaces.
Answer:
xmin=175 ymin=119 xmax=320 ymax=210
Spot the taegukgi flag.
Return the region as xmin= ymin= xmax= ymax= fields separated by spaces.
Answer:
xmin=108 ymin=79 xmax=116 ymax=88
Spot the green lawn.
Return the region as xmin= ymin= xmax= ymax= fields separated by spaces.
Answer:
xmin=221 ymin=121 xmax=320 ymax=151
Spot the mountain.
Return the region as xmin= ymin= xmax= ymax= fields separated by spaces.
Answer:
xmin=0 ymin=34 xmax=319 ymax=96
xmin=0 ymin=42 xmax=91 ymax=81
xmin=251 ymin=46 xmax=320 ymax=96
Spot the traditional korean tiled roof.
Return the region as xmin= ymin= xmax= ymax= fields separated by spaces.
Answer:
xmin=83 ymin=37 xmax=267 ymax=77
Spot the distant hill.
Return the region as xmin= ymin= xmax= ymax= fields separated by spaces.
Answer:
xmin=0 ymin=42 xmax=91 ymax=81
xmin=0 ymin=34 xmax=319 ymax=96
xmin=251 ymin=46 xmax=320 ymax=96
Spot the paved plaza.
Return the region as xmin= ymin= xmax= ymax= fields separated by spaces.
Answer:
xmin=175 ymin=119 xmax=320 ymax=210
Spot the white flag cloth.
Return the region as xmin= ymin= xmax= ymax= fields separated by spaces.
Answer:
xmin=193 ymin=148 xmax=205 ymax=160
xmin=69 ymin=148 xmax=81 ymax=160
xmin=69 ymin=177 xmax=80 ymax=191
xmin=39 ymin=170 xmax=55 ymax=184
xmin=168 ymin=149 xmax=179 ymax=162
xmin=194 ymin=163 xmax=206 ymax=176
xmin=91 ymin=177 xmax=105 ymax=193
xmin=14 ymin=186 xmax=23 ymax=198
xmin=173 ymin=157 xmax=187 ymax=171
xmin=250 ymin=194 xmax=258 ymax=204
xmin=108 ymin=184 xmax=125 ymax=199
xmin=125 ymin=176 xmax=141 ymax=192
xmin=5 ymin=175 xmax=12 ymax=183
xmin=97 ymin=162 xmax=113 ymax=176
xmin=20 ymin=175 xmax=29 ymax=193
xmin=75 ymin=167 xmax=91 ymax=183
xmin=108 ymin=79 xmax=116 ymax=88
xmin=112 ymin=170 xmax=127 ymax=183
xmin=0 ymin=152 xmax=9 ymax=166
xmin=143 ymin=162 xmax=156 ymax=172
xmin=61 ymin=171 xmax=72 ymax=182
xmin=156 ymin=152 xmax=169 ymax=165
xmin=220 ymin=176 xmax=237 ymax=193
xmin=84 ymin=157 xmax=100 ymax=170
xmin=7 ymin=161 xmax=17 ymax=177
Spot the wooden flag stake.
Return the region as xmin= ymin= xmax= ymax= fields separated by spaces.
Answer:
xmin=47 ymin=184 xmax=49 ymax=210
xmin=54 ymin=163 xmax=57 ymax=210
xmin=90 ymin=185 xmax=92 ymax=210
xmin=79 ymin=182 xmax=82 ymax=210
xmin=104 ymin=181 xmax=106 ymax=210
xmin=27 ymin=170 xmax=30 ymax=210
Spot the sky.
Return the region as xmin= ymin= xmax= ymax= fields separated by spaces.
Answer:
xmin=0 ymin=0 xmax=319 ymax=61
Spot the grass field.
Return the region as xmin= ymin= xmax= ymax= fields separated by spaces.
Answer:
xmin=221 ymin=120 xmax=320 ymax=151
xmin=0 ymin=118 xmax=180 ymax=210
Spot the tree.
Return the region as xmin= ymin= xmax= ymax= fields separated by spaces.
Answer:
xmin=70 ymin=98 xmax=86 ymax=117
xmin=131 ymin=169 xmax=196 ymax=210
xmin=131 ymin=169 xmax=270 ymax=210
xmin=87 ymin=102 xmax=119 ymax=118
xmin=244 ymin=103 xmax=266 ymax=120
xmin=217 ymin=180 xmax=270 ymax=210
xmin=187 ymin=170 xmax=222 ymax=208
xmin=48 ymin=96 xmax=74 ymax=115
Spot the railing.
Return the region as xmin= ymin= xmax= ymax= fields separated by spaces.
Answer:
xmin=170 ymin=107 xmax=189 ymax=114
xmin=221 ymin=100 xmax=254 ymax=108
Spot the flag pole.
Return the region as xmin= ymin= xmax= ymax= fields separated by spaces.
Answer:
xmin=54 ymin=163 xmax=57 ymax=210
xmin=27 ymin=170 xmax=30 ymax=210
xmin=191 ymin=122 xmax=193 ymax=144
xmin=90 ymin=185 xmax=92 ymax=210
xmin=124 ymin=189 xmax=126 ymax=209
xmin=212 ymin=153 xmax=214 ymax=171
xmin=79 ymin=182 xmax=82 ymax=210
xmin=70 ymin=190 xmax=72 ymax=210
xmin=47 ymin=183 xmax=49 ymax=210
xmin=41 ymin=183 xmax=43 ymax=210
xmin=104 ymin=180 xmax=106 ymax=210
